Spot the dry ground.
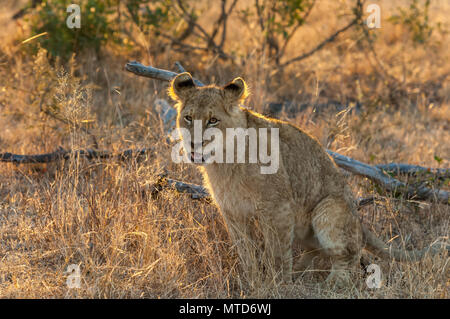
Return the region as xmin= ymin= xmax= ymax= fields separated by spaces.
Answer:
xmin=0 ymin=0 xmax=449 ymax=298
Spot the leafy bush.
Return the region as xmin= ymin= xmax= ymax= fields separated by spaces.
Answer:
xmin=249 ymin=0 xmax=316 ymax=64
xmin=28 ymin=0 xmax=116 ymax=59
xmin=389 ymin=0 xmax=433 ymax=44
xmin=24 ymin=0 xmax=357 ymax=66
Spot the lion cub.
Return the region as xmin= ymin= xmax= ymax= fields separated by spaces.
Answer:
xmin=168 ymin=72 xmax=435 ymax=287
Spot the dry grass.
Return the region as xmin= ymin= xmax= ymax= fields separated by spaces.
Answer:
xmin=0 ymin=0 xmax=449 ymax=298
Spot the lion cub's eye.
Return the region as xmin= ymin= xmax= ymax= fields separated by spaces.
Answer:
xmin=184 ymin=115 xmax=192 ymax=124
xmin=207 ymin=117 xmax=219 ymax=126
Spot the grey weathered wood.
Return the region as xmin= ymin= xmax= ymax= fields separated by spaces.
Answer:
xmin=376 ymin=163 xmax=450 ymax=179
xmin=0 ymin=148 xmax=153 ymax=164
xmin=1 ymin=146 xmax=448 ymax=204
xmin=328 ymin=150 xmax=449 ymax=204
xmin=165 ymin=178 xmax=210 ymax=199
xmin=125 ymin=61 xmax=205 ymax=87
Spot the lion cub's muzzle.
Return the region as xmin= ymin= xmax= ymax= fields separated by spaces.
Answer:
xmin=188 ymin=141 xmax=211 ymax=164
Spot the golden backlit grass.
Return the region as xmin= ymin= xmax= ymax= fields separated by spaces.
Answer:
xmin=0 ymin=0 xmax=448 ymax=298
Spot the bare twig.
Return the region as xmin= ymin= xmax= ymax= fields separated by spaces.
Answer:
xmin=210 ymin=0 xmax=228 ymax=42
xmin=12 ymin=0 xmax=41 ymax=20
xmin=277 ymin=0 xmax=316 ymax=62
xmin=174 ymin=0 xmax=235 ymax=61
xmin=157 ymin=32 xmax=211 ymax=55
xmin=278 ymin=0 xmax=363 ymax=68
xmin=279 ymin=18 xmax=358 ymax=68
xmin=175 ymin=0 xmax=213 ymax=44
xmin=361 ymin=20 xmax=400 ymax=84
xmin=219 ymin=0 xmax=239 ymax=48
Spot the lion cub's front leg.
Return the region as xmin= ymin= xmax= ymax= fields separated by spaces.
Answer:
xmin=259 ymin=201 xmax=296 ymax=283
xmin=223 ymin=201 xmax=295 ymax=284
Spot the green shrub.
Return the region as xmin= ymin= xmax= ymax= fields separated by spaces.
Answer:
xmin=27 ymin=0 xmax=116 ymax=59
xmin=389 ymin=0 xmax=433 ymax=44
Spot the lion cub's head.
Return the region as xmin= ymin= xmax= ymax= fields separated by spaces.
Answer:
xmin=168 ymin=72 xmax=249 ymax=164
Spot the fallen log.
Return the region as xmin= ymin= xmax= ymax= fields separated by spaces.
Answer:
xmin=1 ymin=146 xmax=448 ymax=204
xmin=328 ymin=151 xmax=448 ymax=204
xmin=149 ymin=177 xmax=389 ymax=210
xmin=0 ymin=147 xmax=153 ymax=164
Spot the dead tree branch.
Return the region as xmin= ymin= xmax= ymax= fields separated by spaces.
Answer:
xmin=157 ymin=153 xmax=449 ymax=205
xmin=1 ymin=146 xmax=448 ymax=204
xmin=277 ymin=0 xmax=363 ymax=68
xmin=328 ymin=151 xmax=448 ymax=204
xmin=173 ymin=0 xmax=236 ymax=62
xmin=12 ymin=0 xmax=41 ymax=20
xmin=376 ymin=163 xmax=450 ymax=179
xmin=278 ymin=18 xmax=358 ymax=68
xmin=151 ymin=176 xmax=210 ymax=200
xmin=150 ymin=179 xmax=394 ymax=211
xmin=126 ymin=61 xmax=204 ymax=87
xmin=0 ymin=147 xmax=153 ymax=164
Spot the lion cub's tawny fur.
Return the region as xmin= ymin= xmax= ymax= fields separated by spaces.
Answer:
xmin=168 ymin=72 xmax=437 ymax=287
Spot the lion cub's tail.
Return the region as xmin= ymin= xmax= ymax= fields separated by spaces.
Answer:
xmin=362 ymin=226 xmax=448 ymax=262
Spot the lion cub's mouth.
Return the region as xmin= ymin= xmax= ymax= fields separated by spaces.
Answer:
xmin=190 ymin=151 xmax=210 ymax=164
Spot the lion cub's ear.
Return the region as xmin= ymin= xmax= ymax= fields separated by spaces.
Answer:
xmin=168 ymin=72 xmax=196 ymax=101
xmin=223 ymin=77 xmax=249 ymax=102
